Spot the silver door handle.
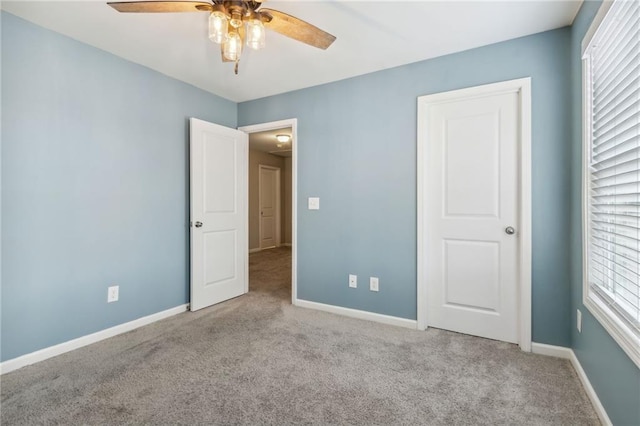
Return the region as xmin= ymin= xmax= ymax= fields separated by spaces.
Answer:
xmin=505 ymin=226 xmax=515 ymax=235
xmin=195 ymin=221 xmax=203 ymax=228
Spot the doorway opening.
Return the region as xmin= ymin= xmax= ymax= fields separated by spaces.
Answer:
xmin=240 ymin=119 xmax=297 ymax=304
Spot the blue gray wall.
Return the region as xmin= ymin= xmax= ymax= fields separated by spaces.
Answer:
xmin=239 ymin=28 xmax=573 ymax=347
xmin=3 ymin=10 xmax=637 ymax=424
xmin=569 ymin=2 xmax=640 ymax=425
xmin=1 ymin=12 xmax=237 ymax=361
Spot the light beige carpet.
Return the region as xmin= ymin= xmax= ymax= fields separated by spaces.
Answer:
xmin=1 ymin=246 xmax=599 ymax=424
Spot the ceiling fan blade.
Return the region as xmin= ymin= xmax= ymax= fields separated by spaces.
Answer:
xmin=107 ymin=1 xmax=213 ymax=13
xmin=260 ymin=8 xmax=335 ymax=50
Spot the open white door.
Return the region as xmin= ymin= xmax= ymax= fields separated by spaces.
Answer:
xmin=190 ymin=118 xmax=248 ymax=311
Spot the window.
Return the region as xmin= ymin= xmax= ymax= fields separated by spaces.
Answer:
xmin=583 ymin=0 xmax=640 ymax=367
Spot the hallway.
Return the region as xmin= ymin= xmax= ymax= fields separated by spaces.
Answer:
xmin=249 ymin=246 xmax=291 ymax=300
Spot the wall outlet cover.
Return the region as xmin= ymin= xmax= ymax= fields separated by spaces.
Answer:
xmin=370 ymin=277 xmax=379 ymax=292
xmin=108 ymin=285 xmax=119 ymax=303
xmin=577 ymin=309 xmax=582 ymax=333
xmin=349 ymin=274 xmax=357 ymax=288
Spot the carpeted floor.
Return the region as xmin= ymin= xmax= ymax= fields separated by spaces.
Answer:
xmin=1 ymin=246 xmax=599 ymax=425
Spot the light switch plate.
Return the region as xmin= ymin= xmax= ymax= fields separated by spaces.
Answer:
xmin=308 ymin=197 xmax=320 ymax=210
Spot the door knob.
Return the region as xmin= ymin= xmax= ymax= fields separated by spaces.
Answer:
xmin=505 ymin=226 xmax=515 ymax=235
xmin=195 ymin=221 xmax=203 ymax=228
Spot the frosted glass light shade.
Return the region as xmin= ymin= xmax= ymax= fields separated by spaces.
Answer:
xmin=208 ymin=11 xmax=228 ymax=44
xmin=246 ymin=19 xmax=265 ymax=50
xmin=223 ymin=31 xmax=243 ymax=61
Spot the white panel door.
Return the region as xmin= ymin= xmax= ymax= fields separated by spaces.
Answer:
xmin=259 ymin=165 xmax=280 ymax=249
xmin=190 ymin=118 xmax=248 ymax=311
xmin=426 ymin=90 xmax=520 ymax=343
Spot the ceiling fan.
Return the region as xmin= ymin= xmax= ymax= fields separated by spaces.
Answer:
xmin=107 ymin=1 xmax=336 ymax=74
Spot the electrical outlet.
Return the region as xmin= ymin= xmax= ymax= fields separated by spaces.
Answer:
xmin=108 ymin=285 xmax=119 ymax=303
xmin=577 ymin=309 xmax=582 ymax=333
xmin=370 ymin=277 xmax=379 ymax=292
xmin=349 ymin=274 xmax=357 ymax=288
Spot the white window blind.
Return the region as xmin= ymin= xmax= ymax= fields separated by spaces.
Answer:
xmin=585 ymin=0 xmax=640 ymax=345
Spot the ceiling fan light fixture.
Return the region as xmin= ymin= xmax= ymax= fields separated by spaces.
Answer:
xmin=229 ymin=10 xmax=243 ymax=29
xmin=107 ymin=1 xmax=337 ymax=76
xmin=246 ymin=18 xmax=265 ymax=50
xmin=223 ymin=30 xmax=243 ymax=62
xmin=208 ymin=10 xmax=228 ymax=44
xmin=276 ymin=134 xmax=291 ymax=143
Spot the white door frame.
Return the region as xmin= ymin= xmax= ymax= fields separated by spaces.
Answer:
xmin=416 ymin=78 xmax=532 ymax=351
xmin=258 ymin=164 xmax=281 ymax=249
xmin=239 ymin=119 xmax=298 ymax=303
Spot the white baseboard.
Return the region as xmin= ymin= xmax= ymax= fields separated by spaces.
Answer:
xmin=568 ymin=350 xmax=612 ymax=426
xmin=0 ymin=304 xmax=189 ymax=375
xmin=294 ymin=299 xmax=417 ymax=329
xmin=532 ymin=343 xmax=612 ymax=426
xmin=531 ymin=342 xmax=573 ymax=359
xmin=251 ymin=245 xmax=291 ymax=253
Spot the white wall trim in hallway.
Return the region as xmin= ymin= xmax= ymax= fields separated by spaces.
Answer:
xmin=0 ymin=304 xmax=189 ymax=375
xmin=249 ymin=245 xmax=291 ymax=254
xmin=531 ymin=342 xmax=612 ymax=426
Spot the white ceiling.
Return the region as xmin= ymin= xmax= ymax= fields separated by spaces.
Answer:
xmin=249 ymin=127 xmax=292 ymax=157
xmin=1 ymin=1 xmax=582 ymax=102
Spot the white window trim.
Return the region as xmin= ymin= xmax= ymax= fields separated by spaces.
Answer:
xmin=581 ymin=0 xmax=640 ymax=369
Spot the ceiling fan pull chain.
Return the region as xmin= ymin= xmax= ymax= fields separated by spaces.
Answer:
xmin=234 ymin=60 xmax=239 ymax=75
